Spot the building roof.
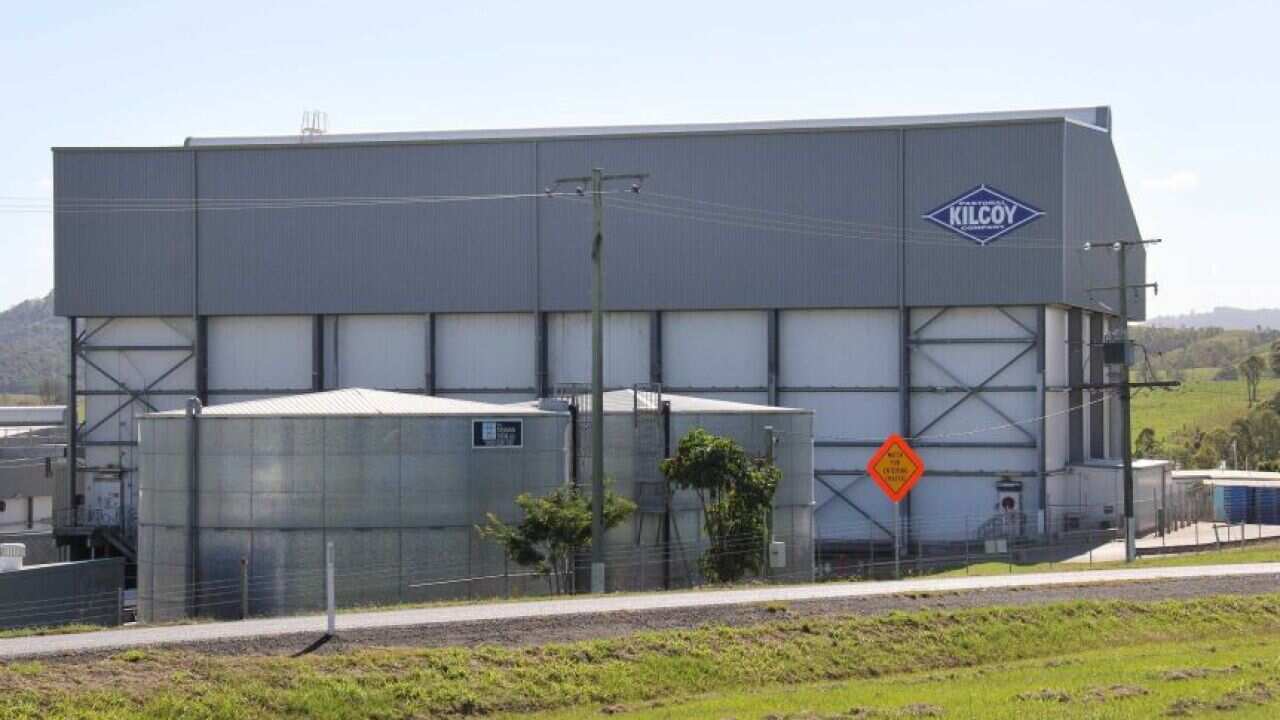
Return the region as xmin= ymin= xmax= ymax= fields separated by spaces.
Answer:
xmin=0 ymin=406 xmax=65 ymax=428
xmin=510 ymin=389 xmax=810 ymax=415
xmin=1172 ymin=469 xmax=1280 ymax=487
xmin=147 ymin=388 xmax=560 ymax=418
xmin=183 ymin=106 xmax=1111 ymax=149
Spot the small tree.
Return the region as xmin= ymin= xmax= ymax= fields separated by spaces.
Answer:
xmin=1190 ymin=443 xmax=1220 ymax=470
xmin=477 ymin=484 xmax=635 ymax=595
xmin=1134 ymin=427 xmax=1163 ymax=459
xmin=1241 ymin=355 xmax=1265 ymax=406
xmin=1270 ymin=339 xmax=1280 ymax=378
xmin=660 ymin=428 xmax=781 ymax=584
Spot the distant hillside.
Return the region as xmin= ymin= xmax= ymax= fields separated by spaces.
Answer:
xmin=1147 ymin=307 xmax=1280 ymax=331
xmin=0 ymin=291 xmax=66 ymax=395
xmin=1131 ymin=326 xmax=1278 ymax=373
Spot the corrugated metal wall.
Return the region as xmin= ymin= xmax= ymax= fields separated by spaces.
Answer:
xmin=1062 ymin=122 xmax=1146 ymax=319
xmin=54 ymin=150 xmax=195 ymax=317
xmin=55 ymin=118 xmax=1141 ymax=318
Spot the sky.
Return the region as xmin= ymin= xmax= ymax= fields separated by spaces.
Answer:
xmin=1 ymin=0 xmax=1276 ymax=317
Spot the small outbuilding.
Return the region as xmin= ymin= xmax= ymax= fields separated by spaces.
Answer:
xmin=137 ymin=389 xmax=569 ymax=621
xmin=137 ymin=387 xmax=814 ymax=621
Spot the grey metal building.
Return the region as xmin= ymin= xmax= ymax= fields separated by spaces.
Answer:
xmin=54 ymin=105 xmax=1150 ymax=564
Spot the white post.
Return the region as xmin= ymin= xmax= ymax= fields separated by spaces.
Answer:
xmin=325 ymin=540 xmax=336 ymax=635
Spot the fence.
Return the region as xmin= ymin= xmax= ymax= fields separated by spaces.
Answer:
xmin=3 ymin=479 xmax=1274 ymax=633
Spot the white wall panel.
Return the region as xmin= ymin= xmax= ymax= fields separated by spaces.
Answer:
xmin=335 ymin=315 xmax=426 ymax=390
xmin=908 ymin=478 xmax=1013 ymax=541
xmin=662 ymin=311 xmax=766 ymax=389
xmin=1044 ymin=391 xmax=1070 ymax=470
xmin=547 ymin=312 xmax=649 ymax=388
xmin=913 ymin=306 xmax=1036 ymax=339
xmin=917 ymin=447 xmax=1034 ymax=474
xmin=780 ymin=392 xmax=897 ymax=441
xmin=435 ymin=313 xmax=534 ymax=390
xmin=208 ymin=316 xmax=311 ymax=391
xmin=778 ymin=309 xmax=898 ymax=387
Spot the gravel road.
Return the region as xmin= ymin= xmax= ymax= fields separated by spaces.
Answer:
xmin=4 ymin=563 xmax=1278 ymax=661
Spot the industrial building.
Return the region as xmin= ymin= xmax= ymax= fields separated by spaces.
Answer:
xmin=0 ymin=405 xmax=65 ymax=564
xmin=54 ymin=105 xmax=1157 ymax=575
xmin=136 ymin=387 xmax=813 ymax=619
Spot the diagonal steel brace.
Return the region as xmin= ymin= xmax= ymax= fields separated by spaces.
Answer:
xmin=913 ymin=344 xmax=1037 ymax=442
xmin=78 ymin=352 xmax=193 ymax=439
xmin=815 ymin=474 xmax=894 ymax=537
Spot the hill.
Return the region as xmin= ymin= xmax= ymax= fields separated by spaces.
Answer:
xmin=1146 ymin=306 xmax=1280 ymax=330
xmin=0 ymin=290 xmax=66 ymax=395
xmin=1129 ymin=326 xmax=1277 ymax=374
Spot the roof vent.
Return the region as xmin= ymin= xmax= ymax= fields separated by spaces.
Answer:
xmin=301 ymin=110 xmax=329 ymax=140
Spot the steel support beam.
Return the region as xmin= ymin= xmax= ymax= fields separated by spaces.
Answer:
xmin=767 ymin=309 xmax=779 ymax=406
xmin=535 ymin=311 xmax=548 ymax=397
xmin=908 ymin=337 xmax=1035 ymax=345
xmin=196 ymin=316 xmax=208 ymax=405
xmin=431 ymin=387 xmax=537 ymax=395
xmin=1068 ymin=308 xmax=1084 ymax=463
xmin=649 ymin=311 xmax=662 ymax=385
xmin=1037 ymin=306 xmax=1048 ymax=522
xmin=664 ymin=386 xmax=768 ymax=394
xmin=312 ymin=315 xmax=325 ymax=392
xmin=817 ymin=468 xmax=1038 ymax=478
xmin=425 ymin=313 xmax=435 ymax=396
xmin=80 ymin=345 xmax=192 ymax=353
xmin=816 ymin=439 xmax=1036 ymax=449
xmin=66 ymin=317 xmax=77 ymax=516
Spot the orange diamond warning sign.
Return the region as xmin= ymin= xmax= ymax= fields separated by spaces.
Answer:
xmin=866 ymin=434 xmax=925 ymax=503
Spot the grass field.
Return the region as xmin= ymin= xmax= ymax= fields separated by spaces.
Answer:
xmin=1131 ymin=367 xmax=1280 ymax=443
xmin=4 ymin=595 xmax=1280 ymax=718
xmin=0 ymin=393 xmax=41 ymax=406
xmin=928 ymin=539 xmax=1280 ymax=577
xmin=528 ymin=636 xmax=1280 ymax=719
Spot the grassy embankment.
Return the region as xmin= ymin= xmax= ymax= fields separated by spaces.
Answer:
xmin=928 ymin=538 xmax=1280 ymax=577
xmin=4 ymin=595 xmax=1280 ymax=718
xmin=1131 ymin=367 xmax=1280 ymax=444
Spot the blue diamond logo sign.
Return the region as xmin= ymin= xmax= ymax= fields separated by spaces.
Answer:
xmin=921 ymin=185 xmax=1045 ymax=246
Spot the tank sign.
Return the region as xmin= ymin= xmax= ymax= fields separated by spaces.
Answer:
xmin=921 ymin=184 xmax=1044 ymax=246
xmin=473 ymin=419 xmax=523 ymax=448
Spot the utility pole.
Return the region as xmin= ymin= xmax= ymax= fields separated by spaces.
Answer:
xmin=1085 ymin=238 xmax=1166 ymax=563
xmin=550 ymin=169 xmax=647 ymax=594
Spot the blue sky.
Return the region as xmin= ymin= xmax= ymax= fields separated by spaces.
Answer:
xmin=2 ymin=0 xmax=1275 ymax=316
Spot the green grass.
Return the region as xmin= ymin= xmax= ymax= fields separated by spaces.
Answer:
xmin=926 ymin=539 xmax=1280 ymax=578
xmin=4 ymin=595 xmax=1280 ymax=718
xmin=528 ymin=636 xmax=1280 ymax=719
xmin=0 ymin=393 xmax=41 ymax=406
xmin=1131 ymin=367 xmax=1280 ymax=443
xmin=0 ymin=624 xmax=103 ymax=640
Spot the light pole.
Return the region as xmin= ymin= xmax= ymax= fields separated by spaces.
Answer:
xmin=1084 ymin=238 xmax=1163 ymax=563
xmin=550 ymin=169 xmax=647 ymax=593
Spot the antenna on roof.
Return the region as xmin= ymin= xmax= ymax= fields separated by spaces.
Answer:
xmin=300 ymin=110 xmax=329 ymax=140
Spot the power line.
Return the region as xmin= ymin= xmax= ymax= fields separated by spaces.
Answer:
xmin=0 ymin=190 xmax=592 ymax=214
